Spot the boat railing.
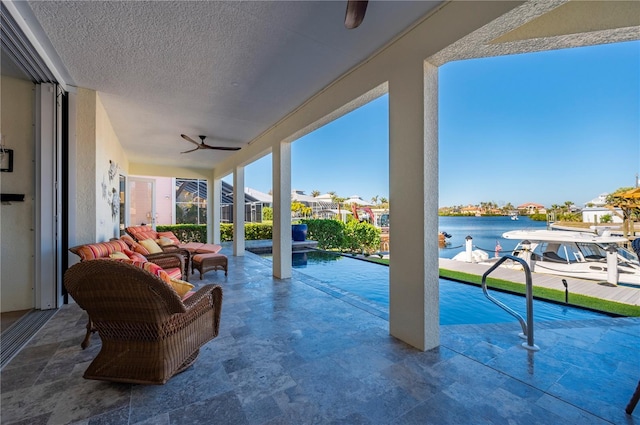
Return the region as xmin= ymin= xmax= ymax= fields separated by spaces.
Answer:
xmin=481 ymin=255 xmax=540 ymax=351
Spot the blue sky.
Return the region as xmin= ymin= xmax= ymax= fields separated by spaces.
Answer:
xmin=231 ymin=40 xmax=639 ymax=208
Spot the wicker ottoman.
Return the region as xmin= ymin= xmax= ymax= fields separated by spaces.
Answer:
xmin=192 ymin=253 xmax=228 ymax=279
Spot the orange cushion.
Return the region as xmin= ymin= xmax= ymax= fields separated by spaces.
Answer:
xmin=113 ymin=258 xmax=171 ymax=284
xmin=194 ymin=244 xmax=222 ymax=254
xmin=75 ymin=240 xmax=128 ymax=261
xmin=127 ymin=226 xmax=158 ymax=242
xmin=120 ymin=235 xmax=151 ymax=255
xmin=123 ymin=249 xmax=148 ymax=263
xmin=164 ymin=267 xmax=183 ymax=280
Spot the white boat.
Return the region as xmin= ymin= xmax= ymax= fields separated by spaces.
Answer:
xmin=500 ymin=229 xmax=640 ymax=286
xmin=510 ymin=212 xmax=518 ymax=220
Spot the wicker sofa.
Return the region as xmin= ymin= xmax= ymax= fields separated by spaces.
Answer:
xmin=125 ymin=225 xmax=223 ymax=255
xmin=70 ymin=239 xmax=186 ymax=280
xmin=64 ymin=259 xmax=222 ymax=385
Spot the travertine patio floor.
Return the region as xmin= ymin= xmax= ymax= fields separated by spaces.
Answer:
xmin=1 ymin=247 xmax=639 ymax=424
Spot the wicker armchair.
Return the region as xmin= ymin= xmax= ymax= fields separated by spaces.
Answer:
xmin=64 ymin=259 xmax=222 ymax=385
xmin=69 ymin=239 xmax=187 ymax=281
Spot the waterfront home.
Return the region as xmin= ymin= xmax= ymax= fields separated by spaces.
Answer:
xmin=517 ymin=202 xmax=547 ymax=215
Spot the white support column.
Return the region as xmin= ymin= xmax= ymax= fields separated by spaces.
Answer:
xmin=388 ymin=60 xmax=439 ymax=351
xmin=211 ymin=177 xmax=222 ymax=245
xmin=233 ymin=166 xmax=245 ymax=256
xmin=272 ymin=142 xmax=292 ymax=279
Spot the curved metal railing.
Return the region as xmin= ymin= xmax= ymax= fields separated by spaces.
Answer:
xmin=481 ymin=254 xmax=539 ymax=351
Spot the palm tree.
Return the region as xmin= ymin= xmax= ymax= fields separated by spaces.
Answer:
xmin=371 ymin=195 xmax=379 ymax=206
xmin=311 ymin=190 xmax=320 ymax=197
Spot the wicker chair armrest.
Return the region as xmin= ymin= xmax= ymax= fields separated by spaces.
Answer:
xmin=146 ymin=252 xmax=185 ymax=272
xmin=172 ymin=284 xmax=223 ymax=335
xmin=160 ymin=244 xmax=181 ymax=251
xmin=182 ymin=284 xmax=218 ymax=307
xmin=161 ymin=246 xmax=191 ymax=265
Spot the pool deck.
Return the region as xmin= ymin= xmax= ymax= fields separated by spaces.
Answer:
xmin=0 ymin=247 xmax=640 ymax=425
xmin=1 ymin=246 xmax=639 ymax=424
xmin=439 ymin=258 xmax=640 ymax=307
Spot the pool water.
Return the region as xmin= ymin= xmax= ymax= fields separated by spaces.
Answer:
xmin=262 ymin=250 xmax=610 ymax=325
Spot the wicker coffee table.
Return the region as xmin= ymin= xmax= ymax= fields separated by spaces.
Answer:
xmin=192 ymin=253 xmax=228 ymax=279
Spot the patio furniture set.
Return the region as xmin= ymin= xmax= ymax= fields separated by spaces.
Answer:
xmin=64 ymin=226 xmax=227 ymax=384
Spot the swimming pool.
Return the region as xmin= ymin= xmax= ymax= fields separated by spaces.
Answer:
xmin=260 ymin=250 xmax=611 ymax=325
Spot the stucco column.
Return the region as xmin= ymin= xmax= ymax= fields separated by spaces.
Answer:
xmin=272 ymin=142 xmax=292 ymax=279
xmin=233 ymin=166 xmax=245 ymax=256
xmin=210 ymin=177 xmax=221 ymax=245
xmin=388 ymin=60 xmax=439 ymax=351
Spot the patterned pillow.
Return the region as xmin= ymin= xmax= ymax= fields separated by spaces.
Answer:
xmin=158 ymin=231 xmax=181 ymax=245
xmin=156 ymin=236 xmax=175 ymax=247
xmin=139 ymin=239 xmax=163 ymax=254
xmin=169 ymin=278 xmax=194 ymax=298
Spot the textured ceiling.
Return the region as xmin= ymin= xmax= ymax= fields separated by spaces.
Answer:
xmin=10 ymin=1 xmax=638 ymax=171
xmin=22 ymin=0 xmax=443 ymax=169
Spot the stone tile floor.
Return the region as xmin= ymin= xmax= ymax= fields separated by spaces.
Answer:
xmin=1 ymin=248 xmax=639 ymax=424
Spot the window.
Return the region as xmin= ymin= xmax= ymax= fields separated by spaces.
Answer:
xmin=175 ymin=178 xmax=207 ymax=224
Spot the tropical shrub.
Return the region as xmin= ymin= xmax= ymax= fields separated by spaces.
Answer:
xmin=343 ymin=220 xmax=381 ymax=254
xmin=301 ymin=219 xmax=345 ymax=250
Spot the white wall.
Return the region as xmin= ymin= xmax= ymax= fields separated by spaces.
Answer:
xmin=74 ymin=88 xmax=97 ymax=246
xmin=582 ymin=208 xmax=624 ymax=224
xmin=1 ymin=76 xmax=35 ymax=312
xmin=95 ymin=94 xmax=128 ymax=241
xmin=73 ymin=89 xmax=128 ymax=247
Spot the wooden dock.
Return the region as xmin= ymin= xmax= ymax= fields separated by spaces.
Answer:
xmin=439 ymin=258 xmax=640 ymax=306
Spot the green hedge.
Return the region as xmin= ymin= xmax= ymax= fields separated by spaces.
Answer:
xmin=158 ymin=219 xmax=380 ymax=253
xmin=220 ymin=224 xmax=233 ymax=242
xmin=301 ymin=218 xmax=380 ymax=253
xmin=158 ymin=223 xmax=273 ymax=242
xmin=156 ymin=224 xmax=206 ymax=242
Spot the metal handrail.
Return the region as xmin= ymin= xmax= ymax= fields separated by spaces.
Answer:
xmin=481 ymin=255 xmax=539 ymax=351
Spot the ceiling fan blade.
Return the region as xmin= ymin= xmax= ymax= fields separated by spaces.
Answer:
xmin=345 ymin=0 xmax=368 ymax=29
xmin=180 ymin=147 xmax=200 ymax=154
xmin=200 ymin=145 xmax=242 ymax=151
xmin=180 ymin=134 xmax=200 ymax=146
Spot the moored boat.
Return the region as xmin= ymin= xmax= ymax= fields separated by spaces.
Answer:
xmin=454 ymin=229 xmax=640 ymax=287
